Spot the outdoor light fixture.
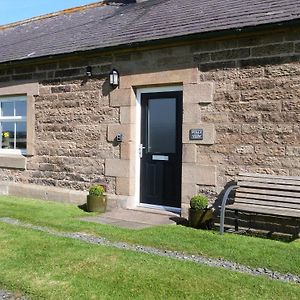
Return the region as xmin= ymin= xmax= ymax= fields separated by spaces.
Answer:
xmin=109 ymin=69 xmax=119 ymax=87
xmin=86 ymin=66 xmax=92 ymax=77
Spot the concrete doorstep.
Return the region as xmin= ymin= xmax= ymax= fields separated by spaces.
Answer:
xmin=80 ymin=208 xmax=182 ymax=229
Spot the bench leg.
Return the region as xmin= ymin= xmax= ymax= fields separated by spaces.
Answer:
xmin=235 ymin=210 xmax=239 ymax=231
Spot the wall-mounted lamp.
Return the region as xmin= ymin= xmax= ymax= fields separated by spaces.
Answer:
xmin=109 ymin=69 xmax=119 ymax=87
xmin=86 ymin=66 xmax=92 ymax=77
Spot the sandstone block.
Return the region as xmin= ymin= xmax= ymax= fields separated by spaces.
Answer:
xmin=286 ymin=146 xmax=300 ymax=157
xmin=116 ymin=177 xmax=135 ymax=196
xmin=182 ymin=144 xmax=197 ymax=163
xmin=183 ymin=82 xmax=214 ymax=104
xmin=183 ymin=104 xmax=201 ymax=124
xmin=236 ymin=145 xmax=255 ymax=155
xmin=181 ymin=203 xmax=189 ymax=219
xmin=0 ymin=154 xmax=26 ymax=170
xmin=120 ymin=106 xmax=135 ymax=124
xmin=105 ymin=159 xmax=133 ymax=178
xmin=182 ymin=163 xmax=216 ymax=185
xmin=107 ymin=124 xmax=134 ymax=142
xmin=121 ymin=142 xmax=135 ymax=160
xmin=182 ymin=183 xmax=197 ymax=204
xmin=182 ymin=123 xmax=215 ymax=145
xmin=201 ymin=112 xmax=229 ymax=123
xmin=0 ymin=82 xmax=39 ymax=96
xmin=109 ymin=88 xmax=135 ymax=107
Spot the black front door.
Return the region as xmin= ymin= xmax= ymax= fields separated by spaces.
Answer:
xmin=140 ymin=91 xmax=182 ymax=208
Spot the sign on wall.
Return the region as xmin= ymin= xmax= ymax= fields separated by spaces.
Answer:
xmin=189 ymin=129 xmax=204 ymax=140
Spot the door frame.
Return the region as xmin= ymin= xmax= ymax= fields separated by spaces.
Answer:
xmin=135 ymin=85 xmax=183 ymax=213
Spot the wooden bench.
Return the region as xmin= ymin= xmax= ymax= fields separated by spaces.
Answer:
xmin=220 ymin=173 xmax=300 ymax=234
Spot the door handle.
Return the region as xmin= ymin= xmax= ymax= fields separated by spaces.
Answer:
xmin=139 ymin=144 xmax=146 ymax=158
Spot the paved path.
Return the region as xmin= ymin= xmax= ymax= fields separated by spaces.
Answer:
xmin=1 ymin=217 xmax=299 ymax=285
xmin=80 ymin=208 xmax=182 ymax=229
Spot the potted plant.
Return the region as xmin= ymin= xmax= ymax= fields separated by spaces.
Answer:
xmin=2 ymin=131 xmax=10 ymax=149
xmin=189 ymin=194 xmax=213 ymax=229
xmin=87 ymin=185 xmax=107 ymax=213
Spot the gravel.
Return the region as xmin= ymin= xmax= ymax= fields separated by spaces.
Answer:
xmin=1 ymin=217 xmax=300 ymax=285
xmin=0 ymin=289 xmax=27 ymax=300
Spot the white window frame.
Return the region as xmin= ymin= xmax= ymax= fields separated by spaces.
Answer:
xmin=0 ymin=95 xmax=27 ymax=155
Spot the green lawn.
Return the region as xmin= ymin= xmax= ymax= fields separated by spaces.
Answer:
xmin=0 ymin=196 xmax=299 ymax=276
xmin=1 ymin=222 xmax=300 ymax=299
xmin=0 ymin=196 xmax=299 ymax=299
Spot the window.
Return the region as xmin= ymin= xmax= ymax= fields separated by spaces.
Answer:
xmin=0 ymin=95 xmax=27 ymax=154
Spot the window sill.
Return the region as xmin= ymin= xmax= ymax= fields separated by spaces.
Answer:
xmin=0 ymin=154 xmax=26 ymax=170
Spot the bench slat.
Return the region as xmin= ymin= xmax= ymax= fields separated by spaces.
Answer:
xmin=235 ymin=192 xmax=300 ymax=204
xmin=238 ymin=176 xmax=300 ymax=187
xmin=239 ymin=172 xmax=300 ymax=181
xmin=237 ymin=187 xmax=300 ymax=199
xmin=238 ymin=181 xmax=300 ymax=192
xmin=226 ymin=203 xmax=300 ymax=218
xmin=235 ymin=197 xmax=300 ymax=210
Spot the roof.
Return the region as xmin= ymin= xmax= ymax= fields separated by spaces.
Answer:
xmin=1 ymin=0 xmax=300 ymax=65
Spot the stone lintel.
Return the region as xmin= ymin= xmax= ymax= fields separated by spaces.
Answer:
xmin=120 ymin=68 xmax=198 ymax=89
xmin=0 ymin=82 xmax=39 ymax=96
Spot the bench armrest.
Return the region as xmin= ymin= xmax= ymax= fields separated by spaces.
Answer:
xmin=220 ymin=185 xmax=239 ymax=235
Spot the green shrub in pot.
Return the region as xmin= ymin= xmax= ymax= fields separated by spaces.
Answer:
xmin=190 ymin=194 xmax=208 ymax=210
xmin=87 ymin=184 xmax=107 ymax=213
xmin=189 ymin=194 xmax=213 ymax=229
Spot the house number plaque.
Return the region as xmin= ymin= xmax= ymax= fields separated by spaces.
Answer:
xmin=189 ymin=129 xmax=203 ymax=140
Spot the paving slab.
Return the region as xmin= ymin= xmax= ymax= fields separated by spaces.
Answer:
xmin=80 ymin=208 xmax=180 ymax=229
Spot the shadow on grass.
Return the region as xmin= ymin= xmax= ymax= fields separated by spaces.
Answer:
xmin=78 ymin=203 xmax=88 ymax=212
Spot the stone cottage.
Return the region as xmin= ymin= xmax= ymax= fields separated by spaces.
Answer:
xmin=0 ymin=0 xmax=299 ymax=220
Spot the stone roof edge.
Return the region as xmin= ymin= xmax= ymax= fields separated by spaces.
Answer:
xmin=1 ymin=17 xmax=299 ymax=69
xmin=0 ymin=1 xmax=107 ymax=31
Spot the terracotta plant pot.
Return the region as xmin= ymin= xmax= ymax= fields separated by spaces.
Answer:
xmin=189 ymin=208 xmax=213 ymax=229
xmin=87 ymin=195 xmax=107 ymax=212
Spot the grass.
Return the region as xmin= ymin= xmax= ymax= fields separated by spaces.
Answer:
xmin=0 ymin=195 xmax=299 ymax=278
xmin=0 ymin=222 xmax=300 ymax=299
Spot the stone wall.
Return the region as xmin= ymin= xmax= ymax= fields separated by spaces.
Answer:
xmin=0 ymin=57 xmax=120 ymax=193
xmin=0 ymin=26 xmax=299 ymax=216
xmin=191 ymin=27 xmax=300 ymax=211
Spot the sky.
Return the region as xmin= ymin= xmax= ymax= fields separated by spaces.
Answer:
xmin=0 ymin=0 xmax=99 ymax=26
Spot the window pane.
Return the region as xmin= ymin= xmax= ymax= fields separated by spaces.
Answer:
xmin=15 ymin=101 xmax=27 ymax=117
xmin=1 ymin=122 xmax=15 ymax=149
xmin=148 ymin=98 xmax=176 ymax=153
xmin=16 ymin=122 xmax=27 ymax=149
xmin=1 ymin=102 xmax=14 ymax=117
